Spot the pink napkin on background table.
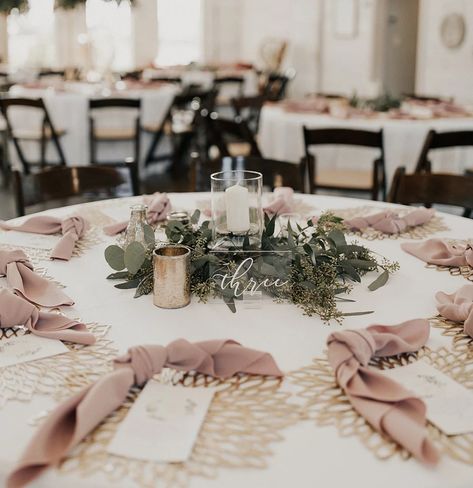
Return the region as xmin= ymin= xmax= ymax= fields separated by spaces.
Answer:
xmin=436 ymin=285 xmax=473 ymax=338
xmin=345 ymin=208 xmax=435 ymax=234
xmin=0 ymin=215 xmax=89 ymax=261
xmin=103 ymin=193 xmax=171 ymax=236
xmin=7 ymin=339 xmax=282 ymax=487
xmin=327 ymin=319 xmax=438 ymax=465
xmin=402 ymin=239 xmax=473 ymax=267
xmin=0 ymin=289 xmax=95 ymax=345
xmin=263 ymin=187 xmax=294 ymax=215
xmin=0 ymin=250 xmax=73 ymax=307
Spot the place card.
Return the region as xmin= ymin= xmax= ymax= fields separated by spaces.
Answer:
xmin=0 ymin=333 xmax=69 ymax=368
xmin=0 ymin=230 xmax=60 ymax=250
xmin=381 ymin=360 xmax=473 ymax=435
xmin=107 ymin=381 xmax=215 ymax=462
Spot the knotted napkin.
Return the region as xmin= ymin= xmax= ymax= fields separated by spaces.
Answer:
xmin=402 ymin=239 xmax=473 ymax=267
xmin=345 ymin=208 xmax=435 ymax=234
xmin=0 ymin=289 xmax=94 ymax=345
xmin=104 ymin=193 xmax=171 ymax=236
xmin=436 ymin=285 xmax=473 ymax=338
xmin=0 ymin=250 xmax=73 ymax=307
xmin=7 ymin=339 xmax=282 ymax=487
xmin=263 ymin=187 xmax=294 ymax=215
xmin=327 ymin=319 xmax=439 ymax=465
xmin=0 ymin=215 xmax=89 ymax=261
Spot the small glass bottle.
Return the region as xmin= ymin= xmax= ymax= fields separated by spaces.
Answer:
xmin=123 ymin=204 xmax=148 ymax=248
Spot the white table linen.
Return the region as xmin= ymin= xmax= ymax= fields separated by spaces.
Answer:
xmin=259 ymin=104 xmax=473 ymax=184
xmin=7 ymin=83 xmax=179 ymax=166
xmin=0 ymin=193 xmax=472 ymax=488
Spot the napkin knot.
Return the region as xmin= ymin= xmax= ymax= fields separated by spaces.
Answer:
xmin=0 ymin=250 xmax=33 ymax=275
xmin=61 ymin=216 xmax=88 ymax=239
xmin=464 ymin=246 xmax=473 ymax=267
xmin=436 ymin=285 xmax=473 ymax=337
xmin=0 ymin=289 xmax=37 ymax=328
xmin=114 ymin=345 xmax=168 ymax=386
xmin=145 ymin=193 xmax=171 ymax=224
xmin=328 ymin=329 xmax=375 ymax=370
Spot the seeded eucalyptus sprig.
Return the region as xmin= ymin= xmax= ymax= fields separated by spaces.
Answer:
xmin=103 ymin=211 xmax=399 ymax=321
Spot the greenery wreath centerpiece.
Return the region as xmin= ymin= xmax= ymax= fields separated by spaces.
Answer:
xmin=104 ymin=211 xmax=398 ymax=321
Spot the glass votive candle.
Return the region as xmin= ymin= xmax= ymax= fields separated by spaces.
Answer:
xmin=210 ymin=170 xmax=263 ymax=249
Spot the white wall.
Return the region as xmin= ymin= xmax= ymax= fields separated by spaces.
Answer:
xmin=416 ymin=0 xmax=473 ymax=103
xmin=239 ymin=0 xmax=322 ymax=96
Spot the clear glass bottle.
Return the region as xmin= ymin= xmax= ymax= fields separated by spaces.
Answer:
xmin=123 ymin=204 xmax=148 ymax=248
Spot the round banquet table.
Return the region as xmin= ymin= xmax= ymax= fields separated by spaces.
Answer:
xmin=258 ymin=104 xmax=473 ymax=185
xmin=7 ymin=82 xmax=179 ymax=166
xmin=0 ymin=193 xmax=473 ymax=488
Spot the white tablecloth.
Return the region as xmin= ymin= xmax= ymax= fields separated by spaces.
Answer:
xmin=259 ymin=105 xmax=473 ymax=184
xmin=0 ymin=193 xmax=472 ymax=488
xmin=7 ymin=83 xmax=179 ymax=166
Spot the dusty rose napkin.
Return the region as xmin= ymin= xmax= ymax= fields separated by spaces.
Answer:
xmin=7 ymin=339 xmax=282 ymax=487
xmin=0 ymin=289 xmax=95 ymax=345
xmin=0 ymin=250 xmax=73 ymax=307
xmin=436 ymin=285 xmax=473 ymax=338
xmin=345 ymin=208 xmax=435 ymax=234
xmin=327 ymin=319 xmax=438 ymax=465
xmin=104 ymin=193 xmax=171 ymax=236
xmin=0 ymin=215 xmax=89 ymax=261
xmin=402 ymin=239 xmax=473 ymax=267
xmin=263 ymin=187 xmax=294 ymax=215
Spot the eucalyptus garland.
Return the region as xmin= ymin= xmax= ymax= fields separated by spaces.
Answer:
xmin=104 ymin=211 xmax=398 ymax=322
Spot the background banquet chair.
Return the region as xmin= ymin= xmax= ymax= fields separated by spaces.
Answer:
xmin=260 ymin=68 xmax=296 ymax=102
xmin=303 ymin=127 xmax=386 ymax=200
xmin=205 ymin=113 xmax=262 ymax=160
xmin=37 ymin=69 xmax=66 ymax=80
xmin=388 ymin=166 xmax=473 ymax=217
xmin=190 ymin=153 xmax=310 ymax=192
xmin=0 ymin=97 xmax=67 ymax=174
xmin=415 ymin=129 xmax=473 ymax=172
xmin=402 ymin=93 xmax=451 ymax=103
xmin=231 ymin=95 xmax=265 ymax=134
xmin=88 ymin=98 xmax=141 ymax=166
xmin=213 ymin=76 xmax=245 ymax=107
xmin=12 ymin=159 xmax=139 ymax=216
xmin=142 ymin=88 xmax=216 ymax=169
xmin=149 ymin=76 xmax=182 ymax=85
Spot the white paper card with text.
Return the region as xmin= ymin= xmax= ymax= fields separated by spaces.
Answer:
xmin=0 ymin=230 xmax=61 ymax=250
xmin=0 ymin=333 xmax=69 ymax=368
xmin=381 ymin=360 xmax=473 ymax=435
xmin=107 ymin=381 xmax=215 ymax=462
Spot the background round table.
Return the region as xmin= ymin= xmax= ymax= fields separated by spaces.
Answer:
xmin=259 ymin=104 xmax=473 ymax=185
xmin=0 ymin=193 xmax=472 ymax=488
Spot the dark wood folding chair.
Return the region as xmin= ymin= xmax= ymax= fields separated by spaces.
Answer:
xmin=38 ymin=69 xmax=66 ymax=80
xmin=388 ymin=166 xmax=473 ymax=217
xmin=415 ymin=129 xmax=473 ymax=172
xmin=190 ymin=153 xmax=311 ymax=192
xmin=206 ymin=114 xmax=262 ymax=159
xmin=231 ymin=95 xmax=265 ymax=133
xmin=0 ymin=97 xmax=67 ymax=174
xmin=214 ymin=76 xmax=244 ymax=105
xmin=119 ymin=69 xmax=143 ymax=81
xmin=260 ymin=68 xmax=296 ymax=102
xmin=12 ymin=159 xmax=139 ymax=216
xmin=143 ymin=89 xmax=217 ymax=168
xmin=303 ymin=127 xmax=386 ymax=200
xmin=89 ymin=98 xmax=141 ymax=166
xmin=402 ymin=94 xmax=451 ymax=103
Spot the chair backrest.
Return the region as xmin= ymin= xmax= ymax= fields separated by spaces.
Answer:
xmin=261 ymin=68 xmax=295 ymax=101
xmin=231 ymin=95 xmax=265 ymax=133
xmin=303 ymin=127 xmax=384 ymax=152
xmin=388 ymin=166 xmax=473 ymax=210
xmin=89 ymin=98 xmax=141 ymax=110
xmin=206 ymin=114 xmax=262 ymax=158
xmin=0 ymin=97 xmax=67 ymax=173
xmin=120 ymin=69 xmax=143 ymax=81
xmin=415 ymin=129 xmax=473 ymax=172
xmin=402 ymin=93 xmax=451 ymax=103
xmin=150 ymin=76 xmax=182 ymax=84
xmin=38 ymin=69 xmax=65 ymax=79
xmin=12 ymin=159 xmax=139 ymax=216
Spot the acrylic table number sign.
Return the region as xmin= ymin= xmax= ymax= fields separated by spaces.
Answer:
xmin=210 ymin=170 xmax=263 ymax=249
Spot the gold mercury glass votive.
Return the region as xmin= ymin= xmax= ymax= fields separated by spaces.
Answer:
xmin=153 ymin=245 xmax=191 ymax=309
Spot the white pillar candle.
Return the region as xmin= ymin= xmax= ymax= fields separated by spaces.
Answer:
xmin=225 ymin=184 xmax=250 ymax=233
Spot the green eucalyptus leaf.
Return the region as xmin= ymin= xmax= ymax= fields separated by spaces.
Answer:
xmin=143 ymin=224 xmax=155 ymax=247
xmin=368 ymin=269 xmax=389 ymax=291
xmin=104 ymin=245 xmax=125 ymax=271
xmin=124 ymin=242 xmax=146 ymax=275
xmin=191 ymin=209 xmax=201 ymax=224
xmin=107 ymin=271 xmax=129 ymax=280
xmin=114 ymin=278 xmax=141 ymax=289
xmin=345 ymin=259 xmax=377 ymax=270
xmin=341 ymin=310 xmax=375 ymax=317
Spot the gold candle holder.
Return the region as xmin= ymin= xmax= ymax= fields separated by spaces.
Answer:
xmin=153 ymin=245 xmax=191 ymax=309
